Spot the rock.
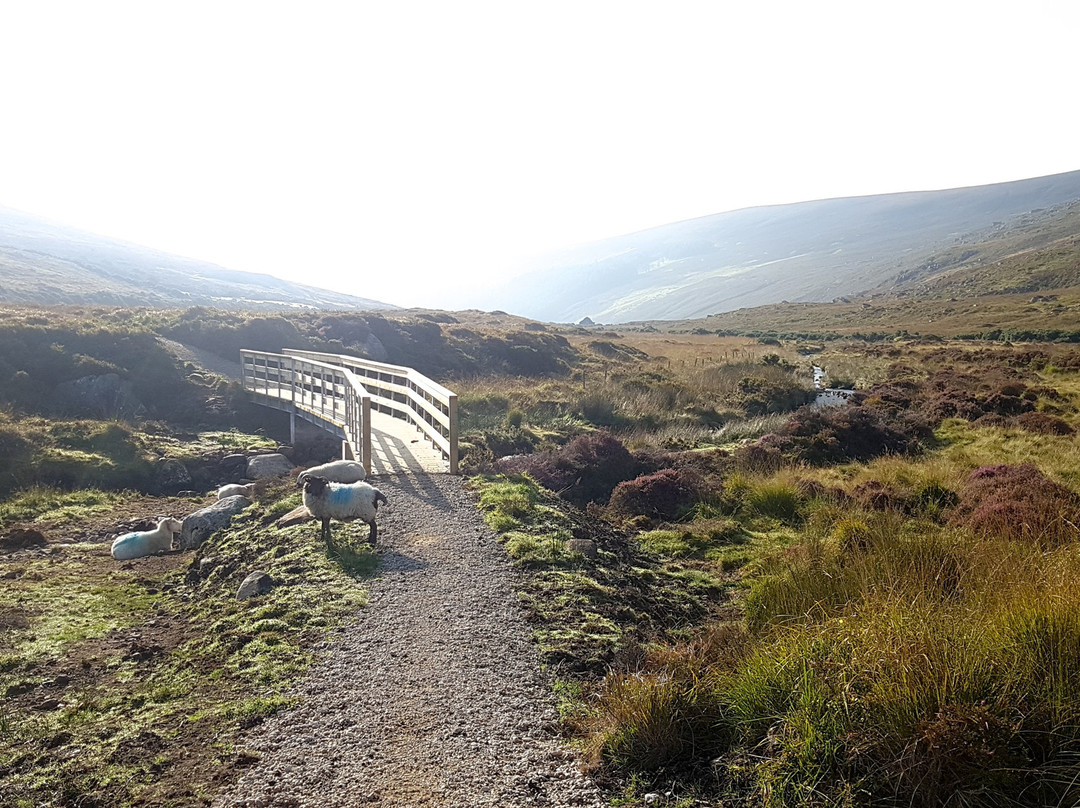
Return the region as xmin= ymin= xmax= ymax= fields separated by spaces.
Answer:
xmin=276 ymin=444 xmax=295 ymax=459
xmin=34 ymin=698 xmax=61 ymax=712
xmin=567 ymin=539 xmax=598 ymax=559
xmin=246 ymin=453 xmax=294 ymax=480
xmin=154 ymin=458 xmax=192 ymax=493
xmin=220 ymin=453 xmax=248 ymax=474
xmin=643 ymin=794 xmax=662 ymax=806
xmin=1 ymin=528 xmax=47 ymax=551
xmin=237 ymin=570 xmax=275 ymax=600
xmin=199 ymin=556 xmax=221 ymax=576
xmin=276 ymin=505 xmax=315 ymax=527
xmin=180 ymin=496 xmax=252 ymax=550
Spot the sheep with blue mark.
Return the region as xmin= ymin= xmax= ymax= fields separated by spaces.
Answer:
xmin=296 ymin=459 xmax=367 ymax=486
xmin=110 ymin=517 xmax=184 ymax=561
xmin=299 ymin=475 xmax=387 ymax=547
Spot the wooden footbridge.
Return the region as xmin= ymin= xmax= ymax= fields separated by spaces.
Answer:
xmin=241 ymin=348 xmax=458 ymax=475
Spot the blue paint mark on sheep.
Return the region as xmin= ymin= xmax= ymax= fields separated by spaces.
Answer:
xmin=327 ymin=487 xmax=357 ymax=509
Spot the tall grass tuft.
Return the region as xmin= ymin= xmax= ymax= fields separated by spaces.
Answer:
xmin=587 ymin=499 xmax=1080 ymax=805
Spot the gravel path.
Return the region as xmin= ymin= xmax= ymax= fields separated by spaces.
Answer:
xmin=214 ymin=474 xmax=605 ymax=808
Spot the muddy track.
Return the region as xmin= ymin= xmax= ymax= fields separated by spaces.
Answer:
xmin=214 ymin=473 xmax=604 ymax=808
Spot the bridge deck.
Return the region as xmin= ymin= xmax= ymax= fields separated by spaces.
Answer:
xmin=250 ymin=385 xmax=452 ymax=475
xmin=368 ymin=410 xmax=449 ymax=475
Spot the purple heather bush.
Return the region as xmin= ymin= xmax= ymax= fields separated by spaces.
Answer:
xmin=951 ymin=464 xmax=1080 ymax=545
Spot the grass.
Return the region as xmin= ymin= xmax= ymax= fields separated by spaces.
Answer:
xmin=577 ymin=431 xmax=1080 ymax=805
xmin=0 ymin=480 xmax=371 ymax=806
xmin=0 ymin=486 xmax=125 ymax=526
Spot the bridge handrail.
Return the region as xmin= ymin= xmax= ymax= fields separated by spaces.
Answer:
xmin=240 ymin=350 xmax=373 ymax=473
xmin=282 ymin=349 xmax=458 ymax=474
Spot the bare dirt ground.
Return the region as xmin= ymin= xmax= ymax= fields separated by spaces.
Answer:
xmin=214 ymin=473 xmax=605 ymax=808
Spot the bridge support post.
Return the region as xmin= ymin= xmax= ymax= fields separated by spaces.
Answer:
xmin=290 ymin=413 xmax=296 ymax=445
xmin=361 ymin=396 xmax=372 ymax=475
xmin=448 ymin=393 xmax=459 ymax=475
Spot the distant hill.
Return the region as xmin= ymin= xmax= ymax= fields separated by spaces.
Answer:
xmin=479 ymin=170 xmax=1080 ymax=324
xmin=0 ymin=207 xmax=393 ymax=311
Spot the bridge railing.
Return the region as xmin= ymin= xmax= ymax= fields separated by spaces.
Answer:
xmin=240 ymin=350 xmax=373 ymax=472
xmin=282 ymin=349 xmax=458 ymax=474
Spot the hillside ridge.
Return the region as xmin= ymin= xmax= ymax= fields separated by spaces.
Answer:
xmin=0 ymin=205 xmax=394 ymax=311
xmin=479 ymin=170 xmax=1080 ymax=323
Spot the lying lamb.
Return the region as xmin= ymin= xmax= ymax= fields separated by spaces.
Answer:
xmin=299 ymin=475 xmax=387 ymax=546
xmin=110 ymin=517 xmax=184 ymax=561
xmin=216 ymin=483 xmax=256 ymax=500
xmin=296 ymin=459 xmax=367 ymax=487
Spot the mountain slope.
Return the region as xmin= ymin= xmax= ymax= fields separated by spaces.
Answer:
xmin=0 ymin=207 xmax=393 ymax=311
xmin=480 ymin=170 xmax=1080 ymax=324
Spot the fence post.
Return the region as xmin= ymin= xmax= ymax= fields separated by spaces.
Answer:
xmin=447 ymin=393 xmax=459 ymax=474
xmin=361 ymin=396 xmax=372 ymax=475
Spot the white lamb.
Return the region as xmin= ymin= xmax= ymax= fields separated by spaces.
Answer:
xmin=110 ymin=517 xmax=184 ymax=561
xmin=296 ymin=459 xmax=367 ymax=487
xmin=216 ymin=483 xmax=256 ymax=500
xmin=299 ymin=475 xmax=387 ymax=546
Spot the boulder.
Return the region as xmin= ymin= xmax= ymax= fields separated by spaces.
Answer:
xmin=220 ymin=453 xmax=248 ymax=475
xmin=237 ymin=570 xmax=275 ymax=600
xmin=154 ymin=458 xmax=192 ymax=493
xmin=179 ymin=495 xmax=251 ymax=550
xmin=246 ymin=453 xmax=294 ymax=480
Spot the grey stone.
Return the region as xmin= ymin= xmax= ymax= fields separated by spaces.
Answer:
xmin=237 ymin=570 xmax=275 ymax=600
xmin=567 ymin=539 xmax=598 ymax=559
xmin=180 ymin=495 xmax=251 ymax=550
xmin=220 ymin=453 xmax=247 ymax=473
xmin=246 ymin=453 xmax=294 ymax=479
xmin=154 ymin=458 xmax=192 ymax=492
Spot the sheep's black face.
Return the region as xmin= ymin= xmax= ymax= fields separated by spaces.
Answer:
xmin=302 ymin=475 xmax=330 ymax=497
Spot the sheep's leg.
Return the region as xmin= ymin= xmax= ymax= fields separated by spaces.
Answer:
xmin=365 ymin=519 xmax=377 ymax=545
xmin=321 ymin=518 xmax=335 ymax=550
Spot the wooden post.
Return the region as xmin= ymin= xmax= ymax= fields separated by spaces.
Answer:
xmin=361 ymin=396 xmax=372 ymax=475
xmin=448 ymin=393 xmax=459 ymax=475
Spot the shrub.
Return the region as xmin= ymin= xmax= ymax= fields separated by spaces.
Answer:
xmin=742 ymin=404 xmax=929 ymax=467
xmin=850 ymin=479 xmax=908 ymax=512
xmin=1013 ymin=411 xmax=1074 ymax=435
xmin=609 ymin=468 xmax=704 ymax=521
xmin=951 ymin=464 xmax=1080 ymax=545
xmin=495 ymin=432 xmax=639 ymax=507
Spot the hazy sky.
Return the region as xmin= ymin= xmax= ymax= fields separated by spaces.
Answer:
xmin=0 ymin=1 xmax=1076 ymax=309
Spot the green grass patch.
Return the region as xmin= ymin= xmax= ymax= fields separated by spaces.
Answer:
xmin=0 ymin=485 xmax=125 ymax=526
xmin=0 ymin=484 xmax=370 ymax=806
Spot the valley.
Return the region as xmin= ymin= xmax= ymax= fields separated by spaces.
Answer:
xmin=3 ymin=170 xmax=1080 ymax=807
